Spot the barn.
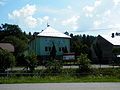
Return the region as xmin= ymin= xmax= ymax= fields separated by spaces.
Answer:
xmin=91 ymin=35 xmax=120 ymax=64
xmin=29 ymin=25 xmax=71 ymax=61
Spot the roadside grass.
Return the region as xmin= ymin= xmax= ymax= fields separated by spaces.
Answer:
xmin=0 ymin=68 xmax=120 ymax=84
xmin=0 ymin=75 xmax=120 ymax=84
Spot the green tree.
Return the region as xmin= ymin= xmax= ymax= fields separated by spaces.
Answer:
xmin=50 ymin=43 xmax=56 ymax=59
xmin=0 ymin=48 xmax=15 ymax=73
xmin=25 ymin=53 xmax=37 ymax=73
xmin=77 ymin=53 xmax=91 ymax=73
xmin=93 ymin=42 xmax=103 ymax=68
xmin=2 ymin=36 xmax=27 ymax=54
xmin=70 ymin=34 xmax=96 ymax=59
xmin=0 ymin=23 xmax=28 ymax=41
xmin=45 ymin=59 xmax=62 ymax=75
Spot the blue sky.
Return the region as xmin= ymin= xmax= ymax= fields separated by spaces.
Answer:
xmin=0 ymin=0 xmax=120 ymax=44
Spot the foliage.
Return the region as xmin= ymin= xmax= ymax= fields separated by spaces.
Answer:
xmin=77 ymin=53 xmax=91 ymax=73
xmin=1 ymin=68 xmax=120 ymax=83
xmin=0 ymin=48 xmax=15 ymax=73
xmin=0 ymin=23 xmax=30 ymax=66
xmin=50 ymin=43 xmax=56 ymax=59
xmin=112 ymin=48 xmax=120 ymax=54
xmin=0 ymin=23 xmax=28 ymax=41
xmin=45 ymin=59 xmax=62 ymax=75
xmin=93 ymin=42 xmax=103 ymax=66
xmin=24 ymin=53 xmax=37 ymax=73
xmin=2 ymin=36 xmax=28 ymax=54
xmin=70 ymin=34 xmax=96 ymax=59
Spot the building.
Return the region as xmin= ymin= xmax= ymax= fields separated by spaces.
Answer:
xmin=91 ymin=35 xmax=114 ymax=64
xmin=29 ymin=25 xmax=71 ymax=61
xmin=0 ymin=43 xmax=14 ymax=52
xmin=91 ymin=35 xmax=120 ymax=64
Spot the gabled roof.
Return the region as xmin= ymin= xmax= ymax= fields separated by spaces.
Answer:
xmin=96 ymin=35 xmax=113 ymax=45
xmin=0 ymin=43 xmax=14 ymax=52
xmin=102 ymin=35 xmax=120 ymax=45
xmin=38 ymin=26 xmax=71 ymax=38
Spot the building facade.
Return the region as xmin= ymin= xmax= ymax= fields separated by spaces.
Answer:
xmin=29 ymin=26 xmax=71 ymax=60
xmin=91 ymin=35 xmax=114 ymax=64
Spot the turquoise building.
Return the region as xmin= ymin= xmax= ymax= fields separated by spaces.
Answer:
xmin=29 ymin=26 xmax=71 ymax=60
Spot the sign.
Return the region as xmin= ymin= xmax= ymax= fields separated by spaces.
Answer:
xmin=63 ymin=53 xmax=75 ymax=60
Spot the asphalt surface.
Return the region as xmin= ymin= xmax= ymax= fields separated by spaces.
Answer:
xmin=0 ymin=83 xmax=120 ymax=90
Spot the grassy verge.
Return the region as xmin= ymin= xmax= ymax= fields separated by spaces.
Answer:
xmin=0 ymin=75 xmax=120 ymax=84
xmin=0 ymin=68 xmax=120 ymax=84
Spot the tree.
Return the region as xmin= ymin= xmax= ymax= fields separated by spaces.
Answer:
xmin=0 ymin=23 xmax=29 ymax=66
xmin=77 ymin=53 xmax=91 ymax=73
xmin=0 ymin=23 xmax=28 ymax=41
xmin=24 ymin=53 xmax=37 ymax=73
xmin=45 ymin=59 xmax=62 ymax=75
xmin=70 ymin=34 xmax=96 ymax=59
xmin=93 ymin=42 xmax=103 ymax=68
xmin=50 ymin=42 xmax=56 ymax=60
xmin=0 ymin=48 xmax=15 ymax=73
xmin=2 ymin=36 xmax=27 ymax=55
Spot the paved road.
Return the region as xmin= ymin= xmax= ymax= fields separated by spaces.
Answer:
xmin=0 ymin=83 xmax=120 ymax=90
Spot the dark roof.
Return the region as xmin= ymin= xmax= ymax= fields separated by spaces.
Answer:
xmin=0 ymin=43 xmax=14 ymax=52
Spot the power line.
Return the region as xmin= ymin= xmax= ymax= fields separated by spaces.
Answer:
xmin=68 ymin=27 xmax=120 ymax=33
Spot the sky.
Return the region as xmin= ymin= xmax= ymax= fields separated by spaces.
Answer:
xmin=0 ymin=0 xmax=120 ymax=44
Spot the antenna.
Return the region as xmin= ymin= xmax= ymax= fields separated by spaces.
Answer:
xmin=47 ymin=22 xmax=50 ymax=27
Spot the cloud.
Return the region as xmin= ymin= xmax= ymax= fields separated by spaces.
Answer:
xmin=67 ymin=5 xmax=72 ymax=9
xmin=43 ymin=16 xmax=49 ymax=21
xmin=83 ymin=0 xmax=102 ymax=17
xmin=62 ymin=15 xmax=80 ymax=30
xmin=94 ymin=0 xmax=102 ymax=7
xmin=93 ymin=20 xmax=102 ymax=28
xmin=113 ymin=0 xmax=120 ymax=6
xmin=8 ymin=4 xmax=38 ymax=28
xmin=25 ymin=16 xmax=38 ymax=28
xmin=92 ymin=5 xmax=120 ymax=37
xmin=0 ymin=0 xmax=6 ymax=6
xmin=83 ymin=6 xmax=95 ymax=17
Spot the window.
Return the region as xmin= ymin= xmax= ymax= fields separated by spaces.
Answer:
xmin=59 ymin=47 xmax=61 ymax=52
xmin=45 ymin=47 xmax=48 ymax=51
xmin=49 ymin=47 xmax=51 ymax=51
xmin=62 ymin=47 xmax=64 ymax=52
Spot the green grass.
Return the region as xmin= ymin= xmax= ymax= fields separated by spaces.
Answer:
xmin=0 ymin=75 xmax=120 ymax=84
xmin=0 ymin=68 xmax=120 ymax=84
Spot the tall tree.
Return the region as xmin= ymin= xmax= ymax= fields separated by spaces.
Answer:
xmin=50 ymin=42 xmax=56 ymax=60
xmin=93 ymin=42 xmax=103 ymax=68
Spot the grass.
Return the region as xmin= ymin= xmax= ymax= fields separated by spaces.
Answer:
xmin=0 ymin=68 xmax=120 ymax=84
xmin=0 ymin=75 xmax=120 ymax=84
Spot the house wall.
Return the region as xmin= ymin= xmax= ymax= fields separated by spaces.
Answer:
xmin=29 ymin=36 xmax=70 ymax=56
xmin=91 ymin=35 xmax=114 ymax=64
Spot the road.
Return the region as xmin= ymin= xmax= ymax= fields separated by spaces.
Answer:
xmin=0 ymin=83 xmax=120 ymax=90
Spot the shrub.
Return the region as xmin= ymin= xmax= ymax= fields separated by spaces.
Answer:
xmin=77 ymin=53 xmax=91 ymax=73
xmin=24 ymin=53 xmax=37 ymax=73
xmin=0 ymin=48 xmax=15 ymax=73
xmin=45 ymin=59 xmax=62 ymax=75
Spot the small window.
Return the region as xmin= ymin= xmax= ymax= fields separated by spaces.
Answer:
xmin=49 ymin=47 xmax=51 ymax=51
xmin=62 ymin=47 xmax=64 ymax=52
xmin=59 ymin=47 xmax=61 ymax=52
xmin=45 ymin=47 xmax=48 ymax=51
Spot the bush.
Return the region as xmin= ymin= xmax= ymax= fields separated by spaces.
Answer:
xmin=77 ymin=53 xmax=91 ymax=73
xmin=0 ymin=48 xmax=15 ymax=73
xmin=24 ymin=53 xmax=37 ymax=73
xmin=45 ymin=59 xmax=62 ymax=75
